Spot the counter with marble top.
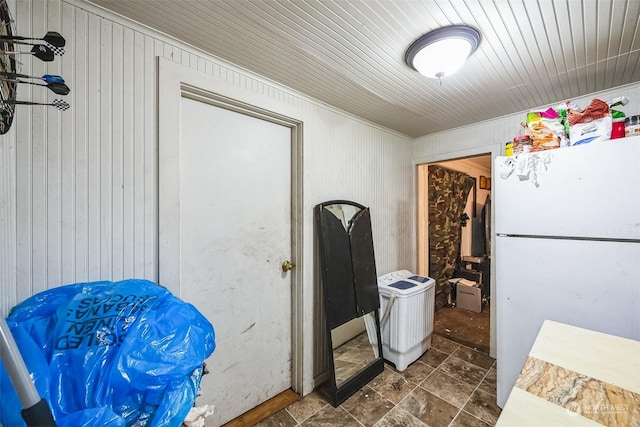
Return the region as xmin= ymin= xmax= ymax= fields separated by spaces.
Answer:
xmin=495 ymin=320 xmax=640 ymax=426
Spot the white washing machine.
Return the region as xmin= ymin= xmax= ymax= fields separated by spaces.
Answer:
xmin=378 ymin=270 xmax=436 ymax=371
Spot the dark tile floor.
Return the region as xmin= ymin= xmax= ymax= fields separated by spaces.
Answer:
xmin=433 ymin=305 xmax=491 ymax=353
xmin=257 ymin=335 xmax=501 ymax=427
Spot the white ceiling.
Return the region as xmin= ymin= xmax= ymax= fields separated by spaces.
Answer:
xmin=86 ymin=0 xmax=640 ymax=138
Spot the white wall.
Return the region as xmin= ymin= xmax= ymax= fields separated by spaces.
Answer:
xmin=414 ymin=82 xmax=640 ymax=160
xmin=0 ymin=0 xmax=415 ymax=396
xmin=4 ymin=0 xmax=638 ymax=400
xmin=413 ymin=80 xmax=640 ymax=361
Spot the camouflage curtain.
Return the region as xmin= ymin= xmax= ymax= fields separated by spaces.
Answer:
xmin=428 ymin=165 xmax=475 ymax=308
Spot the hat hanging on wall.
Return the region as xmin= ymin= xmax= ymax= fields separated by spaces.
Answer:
xmin=405 ymin=24 xmax=481 ymax=82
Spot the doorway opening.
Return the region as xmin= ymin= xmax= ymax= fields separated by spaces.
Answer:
xmin=417 ymin=154 xmax=492 ymax=354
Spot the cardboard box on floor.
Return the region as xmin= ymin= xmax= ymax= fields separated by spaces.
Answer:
xmin=451 ymin=277 xmax=482 ymax=313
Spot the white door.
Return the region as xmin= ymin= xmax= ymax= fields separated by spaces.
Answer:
xmin=177 ymin=96 xmax=293 ymax=426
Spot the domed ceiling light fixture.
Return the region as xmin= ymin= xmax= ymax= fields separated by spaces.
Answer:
xmin=405 ymin=25 xmax=481 ymax=83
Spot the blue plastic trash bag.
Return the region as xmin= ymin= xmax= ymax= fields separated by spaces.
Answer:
xmin=0 ymin=279 xmax=215 ymax=427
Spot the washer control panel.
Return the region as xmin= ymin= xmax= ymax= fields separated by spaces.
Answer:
xmin=377 ymin=269 xmax=413 ymax=286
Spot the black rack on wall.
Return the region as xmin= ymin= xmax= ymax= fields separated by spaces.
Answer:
xmin=0 ymin=0 xmax=69 ymax=135
xmin=0 ymin=0 xmax=16 ymax=134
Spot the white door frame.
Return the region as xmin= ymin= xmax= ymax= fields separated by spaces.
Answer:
xmin=415 ymin=144 xmax=501 ymax=359
xmin=157 ymin=57 xmax=304 ymax=394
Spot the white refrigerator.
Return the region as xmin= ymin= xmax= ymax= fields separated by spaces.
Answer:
xmin=494 ymin=135 xmax=640 ymax=408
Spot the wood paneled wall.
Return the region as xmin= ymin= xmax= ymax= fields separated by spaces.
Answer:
xmin=0 ymin=0 xmax=414 ymax=394
xmin=414 ymin=83 xmax=640 ymax=161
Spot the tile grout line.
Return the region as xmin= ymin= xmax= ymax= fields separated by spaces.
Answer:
xmin=285 ymin=400 xmax=330 ymax=425
xmin=379 ymin=363 xmax=434 ymax=426
xmin=453 ymin=358 xmax=496 ymax=426
xmin=393 ymin=381 xmax=430 ymax=427
xmin=281 ymin=337 xmax=495 ymax=427
xmin=336 ymin=405 xmax=366 ymax=427
xmin=433 ymin=348 xmax=469 ymax=427
xmin=434 ymin=338 xmax=495 ymax=427
xmin=339 ymin=384 xmax=388 ymax=427
xmin=421 ymin=342 xmax=469 ymax=427
xmin=339 ymin=364 xmax=422 ymax=427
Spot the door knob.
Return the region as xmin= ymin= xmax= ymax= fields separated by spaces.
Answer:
xmin=282 ymin=260 xmax=295 ymax=272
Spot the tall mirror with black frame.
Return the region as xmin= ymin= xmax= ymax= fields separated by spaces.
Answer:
xmin=315 ymin=200 xmax=384 ymax=407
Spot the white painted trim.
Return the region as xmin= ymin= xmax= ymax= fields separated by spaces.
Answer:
xmin=414 ymin=144 xmax=496 ymax=166
xmin=157 ymin=57 xmax=305 ymax=394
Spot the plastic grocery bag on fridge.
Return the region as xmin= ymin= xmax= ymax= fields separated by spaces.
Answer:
xmin=0 ymin=279 xmax=216 ymax=427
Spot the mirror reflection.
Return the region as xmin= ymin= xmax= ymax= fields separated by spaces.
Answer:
xmin=315 ymin=200 xmax=384 ymax=406
xmin=331 ymin=311 xmax=379 ymax=387
xmin=325 ymin=203 xmax=361 ymax=232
